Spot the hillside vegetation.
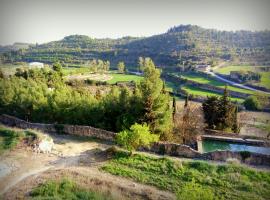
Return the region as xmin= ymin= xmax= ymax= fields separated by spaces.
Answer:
xmin=2 ymin=25 xmax=270 ymax=68
xmin=102 ymin=152 xmax=270 ymax=200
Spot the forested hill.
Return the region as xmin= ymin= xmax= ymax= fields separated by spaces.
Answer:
xmin=2 ymin=25 xmax=270 ymax=68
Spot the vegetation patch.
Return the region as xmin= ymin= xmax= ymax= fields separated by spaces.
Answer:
xmin=106 ymin=73 xmax=143 ymax=84
xmin=181 ymin=85 xmax=244 ymax=102
xmin=101 ymin=153 xmax=270 ymax=200
xmin=30 ymin=178 xmax=110 ymax=200
xmin=0 ymin=126 xmax=39 ymax=153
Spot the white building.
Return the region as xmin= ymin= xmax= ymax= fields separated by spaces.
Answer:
xmin=29 ymin=62 xmax=44 ymax=68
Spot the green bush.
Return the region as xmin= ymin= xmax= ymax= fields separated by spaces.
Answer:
xmin=116 ymin=123 xmax=159 ymax=152
xmin=243 ymin=96 xmax=261 ymax=111
xmin=176 ymin=179 xmax=215 ymax=200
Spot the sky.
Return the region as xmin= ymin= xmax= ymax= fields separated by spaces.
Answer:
xmin=0 ymin=0 xmax=270 ymax=45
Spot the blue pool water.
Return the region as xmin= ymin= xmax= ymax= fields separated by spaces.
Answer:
xmin=202 ymin=139 xmax=270 ymax=155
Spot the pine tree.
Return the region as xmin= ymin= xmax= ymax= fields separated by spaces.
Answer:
xmin=138 ymin=58 xmax=173 ymax=139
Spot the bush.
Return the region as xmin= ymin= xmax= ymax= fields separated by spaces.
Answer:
xmin=176 ymin=179 xmax=215 ymax=200
xmin=116 ymin=123 xmax=159 ymax=152
xmin=243 ymin=96 xmax=261 ymax=111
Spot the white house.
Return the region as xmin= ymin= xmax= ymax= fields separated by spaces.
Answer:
xmin=29 ymin=62 xmax=44 ymax=68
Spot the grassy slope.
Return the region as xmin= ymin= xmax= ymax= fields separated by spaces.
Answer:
xmin=30 ymin=179 xmax=110 ymax=200
xmin=0 ymin=126 xmax=39 ymax=153
xmin=102 ymin=153 xmax=270 ymax=200
xmin=215 ymin=66 xmax=270 ymax=89
xmin=180 ymin=73 xmax=254 ymax=95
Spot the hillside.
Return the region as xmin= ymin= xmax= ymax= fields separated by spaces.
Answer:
xmin=2 ymin=25 xmax=270 ymax=68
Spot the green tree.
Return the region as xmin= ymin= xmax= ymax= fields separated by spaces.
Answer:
xmin=117 ymin=61 xmax=125 ymax=73
xmin=116 ymin=123 xmax=159 ymax=153
xmin=52 ymin=62 xmax=63 ymax=77
xmin=243 ymin=96 xmax=261 ymax=111
xmin=139 ymin=58 xmax=173 ymax=139
xmin=202 ymin=87 xmax=238 ymax=132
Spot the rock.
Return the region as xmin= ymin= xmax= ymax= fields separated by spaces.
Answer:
xmin=33 ymin=135 xmax=54 ymax=154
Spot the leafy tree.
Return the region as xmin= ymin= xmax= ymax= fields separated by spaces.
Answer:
xmin=116 ymin=123 xmax=159 ymax=153
xmin=138 ymin=58 xmax=173 ymax=139
xmin=117 ymin=61 xmax=125 ymax=73
xmin=52 ymin=62 xmax=63 ymax=77
xmin=202 ymin=87 xmax=238 ymax=132
xmin=243 ymin=96 xmax=261 ymax=111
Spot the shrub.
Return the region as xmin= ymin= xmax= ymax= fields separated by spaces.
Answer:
xmin=176 ymin=179 xmax=215 ymax=200
xmin=116 ymin=123 xmax=159 ymax=153
xmin=243 ymin=96 xmax=261 ymax=111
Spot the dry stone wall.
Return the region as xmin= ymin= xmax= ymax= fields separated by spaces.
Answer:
xmin=0 ymin=114 xmax=116 ymax=142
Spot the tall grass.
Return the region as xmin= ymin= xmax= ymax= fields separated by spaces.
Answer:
xmin=30 ymin=179 xmax=110 ymax=200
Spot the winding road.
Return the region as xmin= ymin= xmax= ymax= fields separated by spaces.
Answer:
xmin=205 ymin=66 xmax=270 ymax=95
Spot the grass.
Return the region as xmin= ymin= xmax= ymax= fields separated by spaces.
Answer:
xmin=0 ymin=126 xmax=40 ymax=153
xmin=62 ymin=67 xmax=93 ymax=76
xmin=101 ymin=152 xmax=270 ymax=200
xmin=181 ymin=85 xmax=244 ymax=103
xmin=30 ymin=178 xmax=110 ymax=200
xmin=107 ymin=73 xmax=143 ymax=84
xmin=180 ymin=72 xmax=254 ymax=95
xmin=215 ymin=66 xmax=270 ymax=89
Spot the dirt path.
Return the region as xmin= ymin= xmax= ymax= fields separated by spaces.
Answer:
xmin=0 ymin=134 xmax=175 ymax=200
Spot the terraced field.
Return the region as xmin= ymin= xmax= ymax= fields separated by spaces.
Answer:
xmin=180 ymin=72 xmax=254 ymax=95
xmin=181 ymin=85 xmax=244 ymax=102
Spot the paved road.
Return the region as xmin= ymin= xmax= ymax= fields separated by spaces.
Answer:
xmin=205 ymin=66 xmax=270 ymax=95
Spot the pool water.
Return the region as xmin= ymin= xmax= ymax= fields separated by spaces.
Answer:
xmin=202 ymin=139 xmax=270 ymax=155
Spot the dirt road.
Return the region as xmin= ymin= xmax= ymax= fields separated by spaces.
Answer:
xmin=0 ymin=134 xmax=175 ymax=200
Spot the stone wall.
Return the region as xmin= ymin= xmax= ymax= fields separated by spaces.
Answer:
xmin=0 ymin=114 xmax=116 ymax=142
xmin=148 ymin=141 xmax=270 ymax=166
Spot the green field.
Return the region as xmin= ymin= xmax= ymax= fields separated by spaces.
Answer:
xmin=182 ymin=85 xmax=244 ymax=102
xmin=102 ymin=152 xmax=270 ymax=200
xmin=215 ymin=66 xmax=270 ymax=89
xmin=107 ymin=73 xmax=143 ymax=84
xmin=180 ymin=72 xmax=254 ymax=95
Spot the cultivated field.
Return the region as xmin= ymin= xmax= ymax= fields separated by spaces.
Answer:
xmin=180 ymin=72 xmax=254 ymax=95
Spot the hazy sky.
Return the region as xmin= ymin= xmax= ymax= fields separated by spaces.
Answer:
xmin=0 ymin=0 xmax=270 ymax=45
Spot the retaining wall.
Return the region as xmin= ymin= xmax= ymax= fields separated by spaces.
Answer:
xmin=0 ymin=114 xmax=116 ymax=142
xmin=150 ymin=141 xmax=270 ymax=166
